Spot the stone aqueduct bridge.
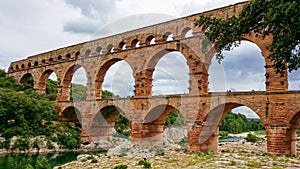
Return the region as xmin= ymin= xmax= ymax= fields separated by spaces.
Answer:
xmin=6 ymin=2 xmax=300 ymax=155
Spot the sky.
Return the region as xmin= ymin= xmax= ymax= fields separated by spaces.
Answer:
xmin=1 ymin=0 xmax=299 ymax=119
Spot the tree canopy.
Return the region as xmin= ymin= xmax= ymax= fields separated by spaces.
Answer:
xmin=195 ymin=0 xmax=300 ymax=74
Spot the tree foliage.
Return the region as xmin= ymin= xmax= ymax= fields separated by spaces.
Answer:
xmin=195 ymin=0 xmax=300 ymax=74
xmin=165 ymin=109 xmax=185 ymax=127
xmin=220 ymin=111 xmax=263 ymax=134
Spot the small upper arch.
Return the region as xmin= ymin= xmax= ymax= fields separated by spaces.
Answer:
xmin=146 ymin=35 xmax=155 ymax=45
xmin=163 ymin=32 xmax=174 ymax=42
xmin=181 ymin=27 xmax=193 ymax=38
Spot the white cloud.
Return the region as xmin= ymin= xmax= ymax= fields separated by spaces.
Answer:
xmin=232 ymin=106 xmax=260 ymax=119
xmin=209 ymin=41 xmax=266 ymax=92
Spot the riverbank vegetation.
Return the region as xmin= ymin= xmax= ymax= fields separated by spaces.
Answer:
xmin=0 ymin=70 xmax=81 ymax=152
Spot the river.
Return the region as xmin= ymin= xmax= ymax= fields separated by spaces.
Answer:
xmin=0 ymin=152 xmax=81 ymax=169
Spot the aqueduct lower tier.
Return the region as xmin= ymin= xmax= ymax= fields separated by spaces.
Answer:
xmin=56 ymin=92 xmax=300 ymax=156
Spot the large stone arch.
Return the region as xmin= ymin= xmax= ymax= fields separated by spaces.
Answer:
xmin=188 ymin=101 xmax=265 ymax=153
xmin=20 ymin=72 xmax=34 ymax=84
xmin=132 ymin=104 xmax=185 ymax=145
xmin=59 ymin=64 xmax=88 ymax=101
xmin=88 ymin=105 xmax=129 ymax=142
xmin=58 ymin=106 xmax=82 ymax=123
xmin=93 ymin=57 xmax=135 ymax=100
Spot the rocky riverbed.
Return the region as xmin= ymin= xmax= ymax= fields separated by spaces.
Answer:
xmin=56 ymin=129 xmax=300 ymax=169
xmin=56 ymin=140 xmax=300 ymax=169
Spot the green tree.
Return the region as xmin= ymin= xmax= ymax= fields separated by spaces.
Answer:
xmin=195 ymin=0 xmax=300 ymax=74
xmin=220 ymin=111 xmax=263 ymax=134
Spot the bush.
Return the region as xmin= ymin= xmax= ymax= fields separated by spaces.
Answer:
xmin=137 ymin=160 xmax=151 ymax=168
xmin=81 ymin=155 xmax=98 ymax=163
xmin=13 ymin=137 xmax=31 ymax=151
xmin=155 ymin=148 xmax=165 ymax=156
xmin=119 ymin=148 xmax=128 ymax=157
xmin=219 ymin=131 xmax=229 ymax=138
xmin=245 ymin=133 xmax=260 ymax=143
xmin=196 ymin=151 xmax=215 ymax=158
xmin=46 ymin=140 xmax=54 ymax=149
xmin=113 ymin=164 xmax=128 ymax=169
xmin=57 ymin=130 xmax=81 ymax=149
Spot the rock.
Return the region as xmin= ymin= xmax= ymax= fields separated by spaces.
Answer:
xmin=163 ymin=126 xmax=187 ymax=144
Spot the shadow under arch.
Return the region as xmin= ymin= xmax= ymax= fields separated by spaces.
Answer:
xmin=19 ymin=73 xmax=35 ymax=92
xmin=94 ymin=58 xmax=135 ymax=99
xmin=188 ymin=102 xmax=265 ymax=153
xmin=20 ymin=73 xmax=34 ymax=84
xmin=88 ymin=105 xmax=130 ymax=143
xmin=61 ymin=64 xmax=88 ymax=101
xmin=58 ymin=106 xmax=82 ymax=123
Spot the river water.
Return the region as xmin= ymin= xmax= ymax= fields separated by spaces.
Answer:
xmin=0 ymin=152 xmax=81 ymax=169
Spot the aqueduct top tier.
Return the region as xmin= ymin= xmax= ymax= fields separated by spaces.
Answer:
xmin=7 ymin=1 xmax=288 ymax=101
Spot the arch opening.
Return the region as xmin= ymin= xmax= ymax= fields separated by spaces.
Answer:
xmin=96 ymin=46 xmax=103 ymax=55
xmin=20 ymin=73 xmax=34 ymax=93
xmin=101 ymin=60 xmax=134 ymax=98
xmin=60 ymin=106 xmax=82 ymax=123
xmin=75 ymin=52 xmax=80 ymax=60
xmin=208 ymin=40 xmax=266 ymax=92
xmin=288 ymin=69 xmax=300 ymax=90
xmin=152 ymin=51 xmax=189 ymax=96
xmin=62 ymin=65 xmax=87 ymax=101
xmin=286 ymin=111 xmax=300 ymax=155
xmin=131 ymin=39 xmax=140 ymax=48
xmin=163 ymin=32 xmax=174 ymax=42
xmin=70 ymin=67 xmax=87 ymax=101
xmin=85 ymin=49 xmax=91 ymax=57
xmin=89 ymin=106 xmax=130 ymax=141
xmin=146 ymin=35 xmax=155 ymax=45
xmin=181 ymin=27 xmax=193 ymax=38
xmin=118 ymin=42 xmax=126 ymax=51
xmin=66 ymin=53 xmax=71 ymax=60
xmin=106 ymin=44 xmax=114 ymax=54
xmin=143 ymin=105 xmax=186 ymax=146
xmin=39 ymin=69 xmax=58 ymax=99
xmin=198 ymin=103 xmax=265 ymax=153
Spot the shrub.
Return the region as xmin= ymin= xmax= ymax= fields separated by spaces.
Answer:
xmin=81 ymin=155 xmax=98 ymax=163
xmin=155 ymin=148 xmax=165 ymax=156
xmin=230 ymin=161 xmax=237 ymax=166
xmin=46 ymin=140 xmax=54 ymax=149
xmin=245 ymin=133 xmax=260 ymax=143
xmin=137 ymin=160 xmax=151 ymax=168
xmin=196 ymin=151 xmax=215 ymax=158
xmin=119 ymin=148 xmax=128 ymax=157
xmin=247 ymin=161 xmax=261 ymax=168
xmin=113 ymin=164 xmax=128 ymax=169
xmin=219 ymin=131 xmax=229 ymax=138
xmin=13 ymin=137 xmax=31 ymax=151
